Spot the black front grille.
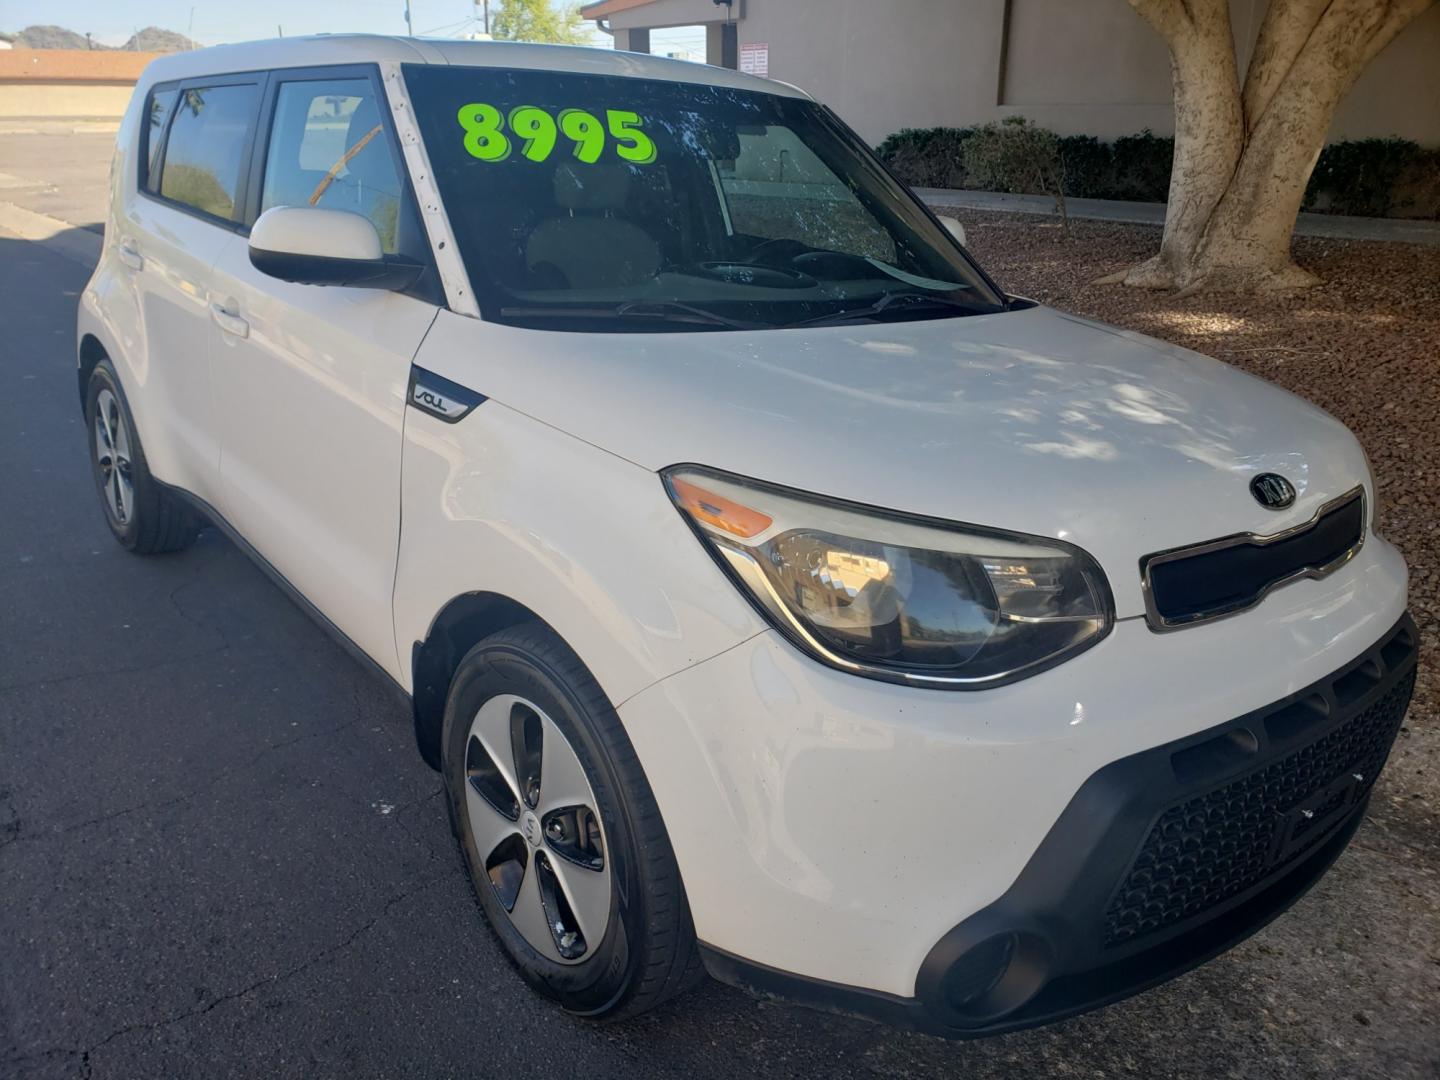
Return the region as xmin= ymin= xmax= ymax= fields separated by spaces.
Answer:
xmin=1144 ymin=489 xmax=1365 ymax=628
xmin=1104 ymin=655 xmax=1415 ymax=948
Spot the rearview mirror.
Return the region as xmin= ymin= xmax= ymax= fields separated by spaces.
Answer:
xmin=937 ymin=215 xmax=966 ymax=247
xmin=248 ymin=206 xmax=422 ymax=290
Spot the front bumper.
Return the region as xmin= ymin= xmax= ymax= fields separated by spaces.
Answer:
xmin=707 ymin=613 xmax=1417 ymax=1036
xmin=617 ymin=534 xmax=1412 ymax=1029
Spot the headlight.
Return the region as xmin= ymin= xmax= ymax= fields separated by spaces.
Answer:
xmin=664 ymin=466 xmax=1113 ymax=688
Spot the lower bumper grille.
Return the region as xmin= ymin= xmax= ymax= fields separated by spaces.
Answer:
xmin=1104 ymin=637 xmax=1416 ymax=948
xmin=913 ymin=614 xmax=1418 ymax=1038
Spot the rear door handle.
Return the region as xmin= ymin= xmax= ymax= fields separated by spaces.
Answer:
xmin=209 ymin=299 xmax=249 ymax=339
xmin=117 ymin=240 xmax=144 ymax=271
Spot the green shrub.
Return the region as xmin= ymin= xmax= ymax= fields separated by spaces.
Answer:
xmin=1392 ymin=147 xmax=1440 ymax=220
xmin=879 ymin=120 xmax=1435 ymax=219
xmin=962 ymin=117 xmax=1068 ymax=228
xmin=875 ymin=126 xmax=974 ymax=189
xmin=1305 ymin=138 xmax=1440 ymax=219
xmin=1109 ymin=130 xmax=1174 ymax=202
xmin=1057 ymin=135 xmax=1113 ymax=198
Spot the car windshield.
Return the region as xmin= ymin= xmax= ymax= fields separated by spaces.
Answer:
xmin=403 ymin=65 xmax=1008 ymax=332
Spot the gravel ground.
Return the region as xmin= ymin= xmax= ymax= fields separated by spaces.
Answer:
xmin=943 ymin=208 xmax=1440 ymax=861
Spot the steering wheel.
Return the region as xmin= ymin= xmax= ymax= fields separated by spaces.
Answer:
xmin=744 ymin=237 xmax=812 ymax=266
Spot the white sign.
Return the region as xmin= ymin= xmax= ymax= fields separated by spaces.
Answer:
xmin=739 ymin=42 xmax=769 ymax=78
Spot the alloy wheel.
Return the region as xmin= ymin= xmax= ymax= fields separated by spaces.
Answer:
xmin=93 ymin=387 xmax=134 ymax=526
xmin=463 ymin=693 xmax=612 ymax=964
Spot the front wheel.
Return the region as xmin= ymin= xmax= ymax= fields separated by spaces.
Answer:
xmin=442 ymin=622 xmax=703 ymax=1019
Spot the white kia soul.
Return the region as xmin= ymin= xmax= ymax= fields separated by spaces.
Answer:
xmin=79 ymin=36 xmax=1416 ymax=1036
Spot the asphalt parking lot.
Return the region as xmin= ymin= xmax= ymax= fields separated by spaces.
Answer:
xmin=2 ymin=130 xmax=1437 ymax=1079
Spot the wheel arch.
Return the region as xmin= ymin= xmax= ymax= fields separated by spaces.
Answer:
xmin=410 ymin=591 xmax=549 ymax=769
xmin=78 ymin=333 xmax=108 ymax=406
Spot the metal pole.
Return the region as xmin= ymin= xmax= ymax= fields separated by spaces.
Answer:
xmin=405 ymin=6 xmax=414 ymax=36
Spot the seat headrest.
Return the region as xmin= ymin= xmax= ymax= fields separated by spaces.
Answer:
xmin=345 ymin=97 xmax=383 ymax=146
xmin=553 ymin=161 xmax=631 ymax=211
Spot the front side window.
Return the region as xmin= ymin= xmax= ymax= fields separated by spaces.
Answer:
xmin=261 ymin=78 xmax=407 ymax=253
xmin=402 ymin=66 xmax=1006 ymax=331
xmin=159 ymin=83 xmax=261 ymax=222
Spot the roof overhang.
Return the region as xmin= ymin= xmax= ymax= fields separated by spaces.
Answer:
xmin=580 ymin=0 xmax=661 ymax=18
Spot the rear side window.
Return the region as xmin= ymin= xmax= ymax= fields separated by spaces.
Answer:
xmin=141 ymin=87 xmax=178 ymax=193
xmin=159 ymin=84 xmax=261 ymax=222
xmin=260 ymin=77 xmax=407 ymax=253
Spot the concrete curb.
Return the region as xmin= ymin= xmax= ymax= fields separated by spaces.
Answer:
xmin=0 ymin=120 xmax=120 ymax=136
xmin=0 ymin=201 xmax=101 ymax=267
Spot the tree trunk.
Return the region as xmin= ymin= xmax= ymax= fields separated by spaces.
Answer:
xmin=1109 ymin=0 xmax=1436 ymax=292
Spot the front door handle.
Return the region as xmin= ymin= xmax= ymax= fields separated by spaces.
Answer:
xmin=209 ymin=299 xmax=249 ymax=339
xmin=117 ymin=240 xmax=144 ymax=271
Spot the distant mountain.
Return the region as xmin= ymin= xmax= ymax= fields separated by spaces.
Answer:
xmin=1 ymin=24 xmax=198 ymax=52
xmin=10 ymin=24 xmax=105 ymax=50
xmin=123 ymin=27 xmax=199 ymax=53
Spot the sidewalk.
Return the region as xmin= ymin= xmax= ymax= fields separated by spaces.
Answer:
xmin=0 ymin=118 xmax=120 ymax=135
xmin=914 ymin=187 xmax=1440 ymax=247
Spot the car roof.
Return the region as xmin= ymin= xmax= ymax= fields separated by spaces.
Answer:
xmin=138 ymin=34 xmax=809 ymax=99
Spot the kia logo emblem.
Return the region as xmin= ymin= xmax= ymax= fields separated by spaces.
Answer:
xmin=1250 ymin=473 xmax=1297 ymax=510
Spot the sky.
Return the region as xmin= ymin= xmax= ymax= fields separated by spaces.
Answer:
xmin=0 ymin=0 xmax=707 ymax=54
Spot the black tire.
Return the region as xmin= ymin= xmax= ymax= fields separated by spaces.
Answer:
xmin=84 ymin=358 xmax=200 ymax=554
xmin=442 ymin=622 xmax=705 ymax=1019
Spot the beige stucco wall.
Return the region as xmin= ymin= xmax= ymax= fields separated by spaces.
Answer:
xmin=0 ymin=81 xmax=136 ymax=119
xmin=602 ymin=0 xmax=1440 ymax=146
xmin=998 ymin=0 xmax=1440 ymax=142
xmin=737 ymin=0 xmax=1008 ymax=140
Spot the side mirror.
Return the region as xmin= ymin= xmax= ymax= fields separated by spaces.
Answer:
xmin=248 ymin=206 xmax=422 ymax=290
xmin=938 ymin=215 xmax=966 ymax=247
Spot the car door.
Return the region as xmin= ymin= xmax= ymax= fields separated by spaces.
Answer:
xmin=119 ymin=76 xmax=263 ymax=504
xmin=207 ymin=65 xmax=441 ymax=678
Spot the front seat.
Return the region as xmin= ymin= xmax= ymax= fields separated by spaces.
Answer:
xmin=315 ymin=97 xmax=402 ymax=251
xmin=525 ymin=161 xmax=661 ymax=289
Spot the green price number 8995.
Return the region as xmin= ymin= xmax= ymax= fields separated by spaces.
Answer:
xmin=457 ymin=103 xmax=658 ymax=166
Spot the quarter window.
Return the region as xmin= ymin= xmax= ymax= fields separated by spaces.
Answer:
xmin=142 ymin=87 xmax=178 ymax=193
xmin=261 ymin=78 xmax=407 ymax=253
xmin=159 ymin=83 xmax=261 ymax=222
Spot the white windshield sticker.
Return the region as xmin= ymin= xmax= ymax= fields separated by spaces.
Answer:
xmin=864 ymin=257 xmax=964 ymax=292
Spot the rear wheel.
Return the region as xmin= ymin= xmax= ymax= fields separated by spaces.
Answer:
xmin=443 ymin=622 xmax=704 ymax=1019
xmin=85 ymin=359 xmax=200 ymax=554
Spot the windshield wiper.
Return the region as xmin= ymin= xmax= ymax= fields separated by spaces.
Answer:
xmin=613 ymin=299 xmax=765 ymax=330
xmin=782 ymin=291 xmax=983 ymax=330
xmin=499 ymin=301 xmax=763 ymax=331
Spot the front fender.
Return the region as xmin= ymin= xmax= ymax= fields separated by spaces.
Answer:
xmin=392 ymin=394 xmax=766 ymax=709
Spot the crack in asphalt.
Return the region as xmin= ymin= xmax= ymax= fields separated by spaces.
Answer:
xmin=1 ymin=542 xmax=236 ymax=698
xmin=6 ymin=711 xmax=367 ymax=848
xmin=0 ymin=645 xmax=234 ymax=696
xmin=4 ymin=875 xmax=450 ymax=1078
xmin=0 ymin=786 xmax=20 ymax=851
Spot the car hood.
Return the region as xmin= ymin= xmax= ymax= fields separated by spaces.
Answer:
xmin=416 ymin=305 xmax=1370 ymax=618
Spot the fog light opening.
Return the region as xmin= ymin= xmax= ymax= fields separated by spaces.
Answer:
xmin=940 ymin=931 xmax=1051 ymax=1024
